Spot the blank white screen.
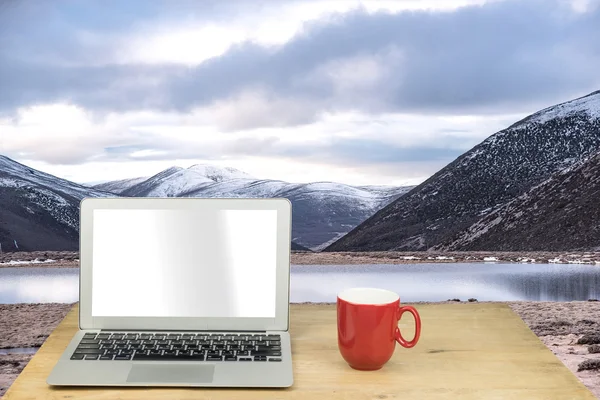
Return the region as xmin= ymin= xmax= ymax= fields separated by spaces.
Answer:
xmin=91 ymin=209 xmax=278 ymax=318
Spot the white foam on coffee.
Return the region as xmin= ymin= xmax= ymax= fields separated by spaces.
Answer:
xmin=337 ymin=288 xmax=399 ymax=305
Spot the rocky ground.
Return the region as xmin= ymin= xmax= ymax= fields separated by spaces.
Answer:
xmin=3 ymin=250 xmax=600 ymax=267
xmin=509 ymin=301 xmax=600 ymax=397
xmin=0 ymin=251 xmax=78 ymax=268
xmin=292 ymin=250 xmax=600 ymax=265
xmin=1 ymin=302 xmax=600 ymax=397
xmin=0 ymin=303 xmax=73 ymax=396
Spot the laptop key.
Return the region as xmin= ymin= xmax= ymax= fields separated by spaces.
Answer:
xmin=115 ymin=355 xmax=132 ymax=360
xmin=99 ymin=355 xmax=113 ymax=360
xmin=251 ymin=350 xmax=282 ymax=357
xmin=70 ymin=354 xmax=85 ymax=360
xmin=269 ymin=358 xmax=282 ymax=362
xmin=224 ymin=356 xmax=237 ymax=361
xmin=239 ymin=357 xmax=252 ymax=361
xmin=73 ymin=349 xmax=103 ymax=355
xmin=258 ymin=345 xmax=281 ymax=350
xmin=77 ymin=344 xmax=101 ymax=349
xmin=85 ymin=355 xmax=99 ymax=360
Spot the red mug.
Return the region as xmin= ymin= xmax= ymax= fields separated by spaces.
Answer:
xmin=337 ymin=287 xmax=421 ymax=370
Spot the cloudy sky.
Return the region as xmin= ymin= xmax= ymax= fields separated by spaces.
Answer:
xmin=0 ymin=0 xmax=599 ymax=186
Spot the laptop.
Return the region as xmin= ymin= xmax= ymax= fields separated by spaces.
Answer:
xmin=47 ymin=197 xmax=294 ymax=388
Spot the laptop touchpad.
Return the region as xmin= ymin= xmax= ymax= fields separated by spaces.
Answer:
xmin=126 ymin=364 xmax=215 ymax=384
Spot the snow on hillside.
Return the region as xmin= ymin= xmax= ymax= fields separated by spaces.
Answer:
xmin=92 ymin=176 xmax=149 ymax=194
xmin=0 ymin=155 xmax=113 ymax=200
xmin=122 ymin=165 xmax=255 ymax=197
xmin=0 ymin=156 xmax=114 ymax=230
xmin=519 ymin=90 xmax=600 ymax=126
xmin=186 ymin=164 xmax=254 ymax=182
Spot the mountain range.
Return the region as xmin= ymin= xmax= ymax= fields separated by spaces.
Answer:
xmin=0 ymin=155 xmax=411 ymax=251
xmin=93 ymin=165 xmax=413 ymax=250
xmin=326 ymin=90 xmax=600 ymax=252
xmin=2 ymin=90 xmax=599 ymax=253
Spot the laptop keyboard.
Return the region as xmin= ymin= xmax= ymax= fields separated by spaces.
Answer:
xmin=70 ymin=332 xmax=282 ymax=362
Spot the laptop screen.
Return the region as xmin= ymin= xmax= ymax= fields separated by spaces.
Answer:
xmin=90 ymin=209 xmax=278 ymax=319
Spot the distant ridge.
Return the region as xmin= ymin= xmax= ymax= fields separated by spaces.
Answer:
xmin=95 ymin=165 xmax=413 ymax=249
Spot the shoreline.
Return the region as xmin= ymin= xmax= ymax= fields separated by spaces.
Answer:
xmin=1 ymin=302 xmax=600 ymax=398
xmin=291 ymin=251 xmax=600 ymax=265
xmin=2 ymin=250 xmax=600 ymax=268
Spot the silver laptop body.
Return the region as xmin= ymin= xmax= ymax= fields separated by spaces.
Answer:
xmin=48 ymin=197 xmax=294 ymax=388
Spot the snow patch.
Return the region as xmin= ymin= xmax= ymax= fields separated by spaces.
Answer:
xmin=520 ymin=91 xmax=600 ymax=127
xmin=0 ymin=258 xmax=57 ymax=265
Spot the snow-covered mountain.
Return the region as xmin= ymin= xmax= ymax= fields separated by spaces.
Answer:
xmin=0 ymin=155 xmax=114 ymax=251
xmin=326 ymin=90 xmax=600 ymax=252
xmin=114 ymin=164 xmax=253 ymax=197
xmin=434 ymin=150 xmax=600 ymax=251
xmin=95 ymin=165 xmax=413 ymax=249
xmin=92 ymin=176 xmax=148 ymax=194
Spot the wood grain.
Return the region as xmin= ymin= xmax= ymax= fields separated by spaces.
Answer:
xmin=4 ymin=303 xmax=596 ymax=400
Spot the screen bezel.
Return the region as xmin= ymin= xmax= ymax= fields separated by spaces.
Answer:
xmin=79 ymin=197 xmax=291 ymax=332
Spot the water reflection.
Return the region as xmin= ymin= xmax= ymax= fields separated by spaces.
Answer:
xmin=290 ymin=264 xmax=600 ymax=302
xmin=0 ymin=263 xmax=599 ymax=304
xmin=0 ymin=268 xmax=79 ymax=303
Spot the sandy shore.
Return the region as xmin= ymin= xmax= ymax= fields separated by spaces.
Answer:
xmin=1 ymin=302 xmax=600 ymax=398
xmin=3 ymin=250 xmax=600 ymax=268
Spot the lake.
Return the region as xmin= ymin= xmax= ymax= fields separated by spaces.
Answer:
xmin=1 ymin=263 xmax=600 ymax=304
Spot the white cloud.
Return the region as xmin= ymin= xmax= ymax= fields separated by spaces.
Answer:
xmin=304 ymin=47 xmax=403 ymax=104
xmin=201 ymin=88 xmax=322 ymax=131
xmin=0 ymin=100 xmax=524 ymax=186
xmin=101 ymin=0 xmax=497 ymax=67
xmin=0 ymin=104 xmax=116 ymax=163
xmin=568 ymin=0 xmax=600 ymax=13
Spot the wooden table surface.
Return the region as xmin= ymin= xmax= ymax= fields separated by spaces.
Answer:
xmin=4 ymin=303 xmax=596 ymax=400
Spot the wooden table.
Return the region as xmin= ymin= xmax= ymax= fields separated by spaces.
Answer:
xmin=4 ymin=303 xmax=596 ymax=400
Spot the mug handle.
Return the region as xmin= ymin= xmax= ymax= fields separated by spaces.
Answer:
xmin=394 ymin=305 xmax=421 ymax=348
